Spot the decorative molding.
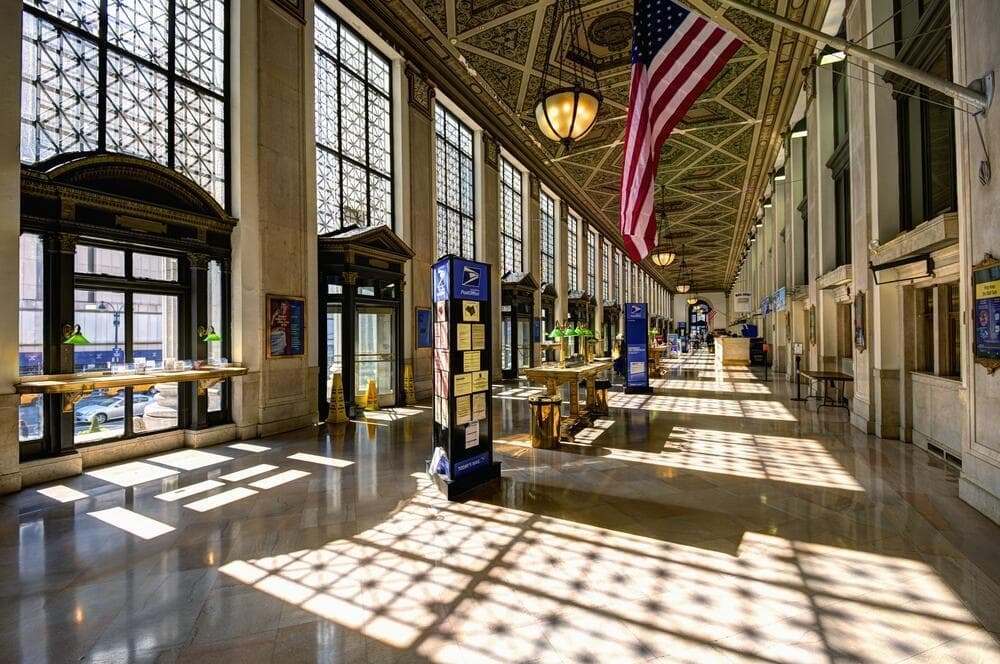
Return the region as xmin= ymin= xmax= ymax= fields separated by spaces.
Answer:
xmin=343 ymin=271 xmax=358 ymax=285
xmin=187 ymin=253 xmax=211 ymax=270
xmin=269 ymin=0 xmax=305 ymax=23
xmin=482 ymin=131 xmax=500 ymax=169
xmin=528 ymin=174 xmax=540 ymax=200
xmin=405 ymin=64 xmax=435 ymax=118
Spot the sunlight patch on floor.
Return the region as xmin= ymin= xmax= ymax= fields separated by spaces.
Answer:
xmin=88 ymin=507 xmax=174 ymax=540
xmin=218 ymin=474 xmax=994 ymax=663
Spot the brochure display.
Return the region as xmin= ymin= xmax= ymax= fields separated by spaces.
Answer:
xmin=625 ymin=302 xmax=651 ymax=394
xmin=429 ymin=255 xmax=501 ymax=499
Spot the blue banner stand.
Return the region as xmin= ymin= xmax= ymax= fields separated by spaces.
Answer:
xmin=624 ymin=302 xmax=652 ymax=394
xmin=429 ymin=255 xmax=501 ymax=500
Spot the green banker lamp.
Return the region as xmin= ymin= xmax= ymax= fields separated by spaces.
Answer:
xmin=199 ymin=325 xmax=222 ymax=342
xmin=63 ymin=324 xmax=90 ymax=345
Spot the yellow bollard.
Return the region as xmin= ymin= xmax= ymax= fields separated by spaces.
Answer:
xmin=365 ymin=379 xmax=379 ymax=411
xmin=403 ymin=363 xmax=416 ymax=405
xmin=326 ymin=373 xmax=348 ymax=424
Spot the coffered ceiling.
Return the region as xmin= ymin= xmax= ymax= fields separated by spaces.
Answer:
xmin=363 ymin=0 xmax=831 ymax=292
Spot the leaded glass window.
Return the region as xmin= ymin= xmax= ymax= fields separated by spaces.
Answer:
xmin=435 ymin=104 xmax=475 ymax=259
xmin=615 ymin=249 xmax=623 ymax=304
xmin=315 ymin=7 xmax=393 ymax=233
xmin=21 ymin=0 xmax=228 ymax=205
xmin=540 ymin=192 xmax=555 ymax=285
xmin=602 ymin=241 xmax=610 ymax=302
xmin=567 ymin=215 xmax=579 ymax=292
xmin=586 ymin=229 xmax=597 ymax=295
xmin=499 ymin=158 xmax=523 ymax=274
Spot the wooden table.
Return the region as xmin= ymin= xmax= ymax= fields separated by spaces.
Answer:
xmin=799 ymin=369 xmax=853 ymax=411
xmin=524 ymin=361 xmax=613 ymax=416
xmin=648 ymin=346 xmax=669 ymax=377
xmin=16 ymin=366 xmax=249 ymax=412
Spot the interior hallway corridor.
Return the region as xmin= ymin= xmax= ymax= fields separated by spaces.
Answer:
xmin=3 ymin=350 xmax=999 ymax=663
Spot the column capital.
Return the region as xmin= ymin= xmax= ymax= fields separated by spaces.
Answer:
xmin=405 ymin=64 xmax=436 ymax=119
xmin=482 ymin=131 xmax=500 ymax=170
xmin=187 ymin=252 xmax=211 ymax=270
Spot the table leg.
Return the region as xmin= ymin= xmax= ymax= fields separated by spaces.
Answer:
xmin=569 ymin=381 xmax=580 ymax=416
xmin=585 ymin=376 xmax=596 ymax=409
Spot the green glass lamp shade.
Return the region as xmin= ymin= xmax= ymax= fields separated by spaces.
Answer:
xmin=548 ymin=328 xmax=564 ymax=339
xmin=651 ymin=327 xmax=660 ymax=335
xmin=63 ymin=325 xmax=90 ymax=345
xmin=572 ymin=326 xmax=584 ymax=336
xmin=203 ymin=326 xmax=222 ymax=342
xmin=582 ymin=328 xmax=594 ymax=337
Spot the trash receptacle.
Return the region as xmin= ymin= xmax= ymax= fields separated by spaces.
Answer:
xmin=528 ymin=395 xmax=561 ymax=449
xmin=593 ymin=379 xmax=611 ymax=415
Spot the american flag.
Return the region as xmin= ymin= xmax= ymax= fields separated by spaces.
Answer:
xmin=708 ymin=307 xmax=718 ymax=327
xmin=620 ymin=0 xmax=742 ymax=261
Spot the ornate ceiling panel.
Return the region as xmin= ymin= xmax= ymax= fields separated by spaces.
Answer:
xmin=391 ymin=0 xmax=831 ymax=291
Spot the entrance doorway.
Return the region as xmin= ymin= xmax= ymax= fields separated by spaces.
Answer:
xmin=317 ymin=227 xmax=413 ymax=418
xmin=501 ymin=272 xmax=538 ymax=379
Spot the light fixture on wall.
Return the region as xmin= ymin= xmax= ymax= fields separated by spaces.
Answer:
xmin=535 ymin=0 xmax=602 ymax=148
xmin=790 ymin=118 xmax=807 ymax=139
xmin=650 ymin=184 xmax=677 ymax=267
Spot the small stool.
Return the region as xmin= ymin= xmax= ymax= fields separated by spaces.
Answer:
xmin=593 ymin=379 xmax=611 ymax=415
xmin=528 ymin=395 xmax=562 ymax=449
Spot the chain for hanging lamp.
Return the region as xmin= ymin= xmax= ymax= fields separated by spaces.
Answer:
xmin=650 ymin=184 xmax=677 ymax=267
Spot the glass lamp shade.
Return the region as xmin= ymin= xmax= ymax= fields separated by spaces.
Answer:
xmin=686 ymin=296 xmax=698 ymax=305
xmin=650 ymin=245 xmax=676 ymax=267
xmin=535 ymin=86 xmax=601 ymax=144
xmin=204 ymin=327 xmax=222 ymax=342
xmin=675 ymin=284 xmax=691 ymax=294
xmin=548 ymin=328 xmax=565 ymax=339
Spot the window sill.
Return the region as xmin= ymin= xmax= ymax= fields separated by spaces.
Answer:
xmin=871 ymin=212 xmax=958 ymax=267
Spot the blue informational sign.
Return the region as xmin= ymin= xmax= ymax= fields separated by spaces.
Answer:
xmin=772 ymin=287 xmax=786 ymax=312
xmin=452 ymin=258 xmax=489 ymax=301
xmin=625 ymin=302 xmax=649 ymax=392
xmin=416 ymin=308 xmax=433 ymax=348
xmin=433 ymin=261 xmax=451 ymax=302
xmin=453 ymin=451 xmax=490 ymax=477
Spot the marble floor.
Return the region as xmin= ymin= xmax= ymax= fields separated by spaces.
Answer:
xmin=4 ymin=350 xmax=1000 ymax=663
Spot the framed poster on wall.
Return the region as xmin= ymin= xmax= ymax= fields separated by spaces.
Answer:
xmin=973 ymin=253 xmax=1000 ymax=374
xmin=854 ymin=291 xmax=866 ymax=352
xmin=267 ymin=295 xmax=306 ymax=358
xmin=416 ymin=307 xmax=433 ymax=348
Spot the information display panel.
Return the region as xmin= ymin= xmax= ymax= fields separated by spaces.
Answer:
xmin=625 ymin=302 xmax=651 ymax=394
xmin=430 ymin=256 xmax=501 ymax=498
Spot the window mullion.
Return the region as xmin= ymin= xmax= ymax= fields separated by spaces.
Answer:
xmin=98 ymin=0 xmax=108 ymax=152
xmin=167 ymin=0 xmax=177 ymax=170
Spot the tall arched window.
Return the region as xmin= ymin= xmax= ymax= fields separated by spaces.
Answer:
xmin=21 ymin=0 xmax=229 ymax=205
xmin=499 ymin=158 xmax=523 ymax=273
xmin=435 ymin=104 xmax=475 ymax=259
xmin=540 ymin=192 xmax=556 ymax=284
xmin=315 ymin=6 xmax=394 ymax=233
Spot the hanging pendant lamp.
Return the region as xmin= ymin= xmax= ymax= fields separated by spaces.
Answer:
xmin=674 ymin=246 xmax=691 ymax=294
xmin=650 ymin=184 xmax=677 ymax=267
xmin=535 ymin=0 xmax=602 ymax=148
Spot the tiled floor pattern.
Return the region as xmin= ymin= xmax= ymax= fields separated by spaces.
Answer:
xmin=2 ymin=351 xmax=999 ymax=663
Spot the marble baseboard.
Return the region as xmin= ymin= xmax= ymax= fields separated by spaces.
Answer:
xmin=184 ymin=424 xmax=237 ymax=449
xmin=913 ymin=429 xmax=961 ymax=461
xmin=257 ymin=413 xmax=316 ymax=438
xmin=0 ymin=469 xmax=21 ymax=494
xmin=19 ymin=452 xmax=82 ymax=489
xmin=80 ymin=430 xmax=185 ymax=469
xmin=960 ymin=476 xmax=1000 ymax=526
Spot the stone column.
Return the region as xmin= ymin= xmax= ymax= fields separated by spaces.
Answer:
xmin=479 ymin=131 xmax=502 ymax=377
xmin=953 ymin=0 xmax=1000 ymax=524
xmin=231 ymin=0 xmax=318 ymax=439
xmin=527 ymin=174 xmax=542 ymax=368
xmin=404 ymin=65 xmax=435 ymax=399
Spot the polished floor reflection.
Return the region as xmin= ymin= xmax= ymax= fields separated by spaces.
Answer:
xmin=4 ymin=351 xmax=1000 ymax=663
